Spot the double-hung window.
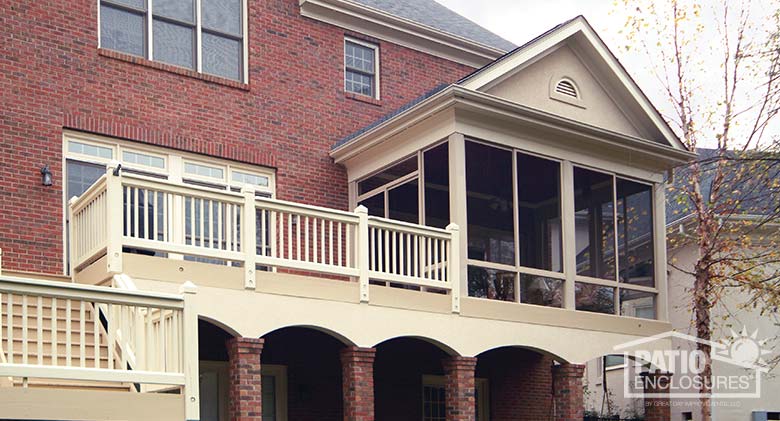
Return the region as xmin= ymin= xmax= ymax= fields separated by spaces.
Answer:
xmin=344 ymin=38 xmax=379 ymax=98
xmin=99 ymin=0 xmax=246 ymax=81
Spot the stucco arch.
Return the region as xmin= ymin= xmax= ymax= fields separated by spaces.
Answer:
xmin=256 ymin=324 xmax=358 ymax=347
xmin=474 ymin=344 xmax=568 ymax=363
xmin=371 ymin=335 xmax=460 ymax=356
xmin=198 ymin=315 xmax=240 ymax=338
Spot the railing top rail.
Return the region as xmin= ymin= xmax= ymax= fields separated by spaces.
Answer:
xmin=367 ymin=216 xmax=452 ymax=238
xmin=255 ymin=196 xmax=359 ymax=222
xmin=0 ymin=275 xmax=184 ymax=309
xmin=120 ymin=172 xmax=245 ymax=205
xmin=69 ymin=174 xmax=108 ymax=213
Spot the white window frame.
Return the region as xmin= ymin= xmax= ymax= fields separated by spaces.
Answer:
xmin=61 ymin=130 xmax=275 ymax=272
xmin=97 ymin=0 xmax=250 ymax=83
xmin=262 ymin=364 xmax=288 ymax=421
xmin=344 ymin=37 xmax=380 ymax=99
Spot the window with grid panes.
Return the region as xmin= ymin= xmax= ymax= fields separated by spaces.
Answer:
xmin=344 ymin=39 xmax=378 ymax=98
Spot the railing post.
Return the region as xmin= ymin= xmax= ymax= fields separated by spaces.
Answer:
xmin=68 ymin=197 xmax=78 ymax=280
xmin=446 ymin=223 xmax=461 ymax=314
xmin=105 ymin=161 xmax=124 ymax=275
xmin=0 ymin=248 xmax=3 ymax=276
xmin=355 ymin=205 xmax=369 ymax=303
xmin=242 ymin=186 xmax=257 ymax=290
xmin=179 ymin=281 xmax=200 ymax=421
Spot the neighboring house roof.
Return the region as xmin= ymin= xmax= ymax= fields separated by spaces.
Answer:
xmin=666 ymin=148 xmax=780 ymax=225
xmin=347 ymin=0 xmax=516 ymax=52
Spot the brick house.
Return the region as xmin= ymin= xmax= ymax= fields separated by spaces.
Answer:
xmin=0 ymin=1 xmax=694 ymax=420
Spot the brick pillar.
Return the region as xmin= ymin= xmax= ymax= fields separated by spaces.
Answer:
xmin=340 ymin=347 xmax=376 ymax=421
xmin=552 ymin=363 xmax=585 ymax=421
xmin=442 ymin=356 xmax=478 ymax=421
xmin=227 ymin=337 xmax=264 ymax=421
xmin=642 ymin=371 xmax=672 ymax=421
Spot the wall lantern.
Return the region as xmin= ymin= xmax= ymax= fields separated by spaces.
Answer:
xmin=40 ymin=165 xmax=53 ymax=186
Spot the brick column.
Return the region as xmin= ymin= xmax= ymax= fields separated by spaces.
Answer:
xmin=642 ymin=371 xmax=672 ymax=421
xmin=552 ymin=363 xmax=585 ymax=421
xmin=227 ymin=337 xmax=264 ymax=421
xmin=442 ymin=356 xmax=478 ymax=421
xmin=340 ymin=347 xmax=376 ymax=421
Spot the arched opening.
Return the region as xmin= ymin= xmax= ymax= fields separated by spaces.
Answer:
xmin=198 ymin=319 xmax=235 ymax=421
xmin=475 ymin=346 xmax=557 ymax=421
xmin=373 ymin=337 xmax=453 ymax=420
xmin=261 ymin=326 xmax=348 ymax=421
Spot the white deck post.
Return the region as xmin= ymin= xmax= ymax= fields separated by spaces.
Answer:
xmin=447 ymin=133 xmax=469 ymax=301
xmin=654 ymin=181 xmax=669 ymax=321
xmin=355 ymin=205 xmax=369 ymax=303
xmin=446 ymin=223 xmax=460 ymax=313
xmin=179 ymin=281 xmax=200 ymax=421
xmin=561 ymin=161 xmax=576 ymax=310
xmin=242 ymin=186 xmax=257 ymax=289
xmin=105 ymin=161 xmax=124 ymax=275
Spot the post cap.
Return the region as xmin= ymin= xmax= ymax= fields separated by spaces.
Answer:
xmin=179 ymin=281 xmax=198 ymax=294
xmin=445 ymin=223 xmax=460 ymax=231
xmin=241 ymin=184 xmax=256 ymax=194
xmin=355 ymin=205 xmax=368 ymax=214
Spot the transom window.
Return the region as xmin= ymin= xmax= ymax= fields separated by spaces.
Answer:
xmin=99 ymin=0 xmax=246 ymax=81
xmin=344 ymin=38 xmax=379 ymax=98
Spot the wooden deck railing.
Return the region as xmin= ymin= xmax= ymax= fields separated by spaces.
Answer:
xmin=0 ymin=275 xmax=200 ymax=418
xmin=69 ymin=163 xmax=460 ymax=312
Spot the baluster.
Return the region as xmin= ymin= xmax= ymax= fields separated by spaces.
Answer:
xmin=171 ymin=311 xmax=179 ymax=373
xmin=159 ymin=309 xmax=166 ymax=371
xmin=125 ymin=186 xmax=131 ymax=237
xmin=320 ymin=218 xmax=325 ymax=264
xmin=145 ymin=308 xmax=153 ymax=372
xmin=66 ymin=299 xmax=72 ymax=366
xmin=260 ymin=207 xmax=267 ymax=257
xmin=391 ymin=230 xmax=397 ymax=275
xmin=304 ymin=216 xmax=310 ymax=262
xmin=143 ymin=189 xmax=149 ymax=240
xmin=21 ymin=295 xmax=27 ymax=365
xmin=225 ymin=204 xmax=233 ymax=251
xmin=218 ymin=203 xmax=223 ymax=250
xmin=398 ymin=232 xmax=404 ymax=276
xmin=51 ymin=297 xmax=57 ymax=366
xmin=80 ymin=301 xmax=86 ymax=368
xmin=329 ymin=220 xmax=334 ymax=266
xmin=287 ymin=213 xmax=293 ymax=260
xmin=434 ymin=239 xmax=440 ymax=281
xmin=93 ymin=303 xmax=100 ymax=368
xmin=120 ymin=305 xmax=127 ymax=370
xmin=426 ymin=237 xmax=432 ymax=280
xmin=37 ymin=296 xmax=43 ymax=365
xmin=7 ymin=294 xmax=12 ymax=364
xmin=199 ymin=198 xmax=205 ymax=248
xmin=337 ymin=222 xmax=343 ymax=267
xmin=406 ymin=233 xmax=412 ymax=277
xmin=296 ymin=214 xmax=301 ymax=260
xmin=415 ymin=235 xmax=420 ymax=279
xmin=153 ymin=191 xmax=159 ymax=241
xmin=134 ymin=187 xmax=140 ymax=238
xmin=208 ymin=200 xmax=214 ymax=249
xmin=107 ymin=303 xmax=114 ymax=369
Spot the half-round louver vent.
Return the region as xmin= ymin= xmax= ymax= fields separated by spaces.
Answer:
xmin=555 ymin=79 xmax=579 ymax=98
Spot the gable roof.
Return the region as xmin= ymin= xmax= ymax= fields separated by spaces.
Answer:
xmin=347 ymin=0 xmax=516 ymax=52
xmin=459 ymin=16 xmax=686 ymax=151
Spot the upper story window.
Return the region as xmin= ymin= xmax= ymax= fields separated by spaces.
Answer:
xmin=344 ymin=38 xmax=379 ymax=99
xmin=99 ymin=0 xmax=246 ymax=81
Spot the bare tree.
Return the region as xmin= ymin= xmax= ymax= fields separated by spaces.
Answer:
xmin=616 ymin=0 xmax=780 ymax=419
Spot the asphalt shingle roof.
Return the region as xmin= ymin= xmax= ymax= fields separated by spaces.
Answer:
xmin=348 ymin=0 xmax=516 ymax=52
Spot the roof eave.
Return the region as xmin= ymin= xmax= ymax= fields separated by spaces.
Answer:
xmin=299 ymin=0 xmax=507 ymax=67
xmin=332 ymin=85 xmax=696 ymax=168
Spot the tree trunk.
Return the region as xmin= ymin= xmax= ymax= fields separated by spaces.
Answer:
xmin=694 ymin=259 xmax=713 ymax=421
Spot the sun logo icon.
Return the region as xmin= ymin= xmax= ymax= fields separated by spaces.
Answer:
xmin=717 ymin=327 xmax=772 ymax=369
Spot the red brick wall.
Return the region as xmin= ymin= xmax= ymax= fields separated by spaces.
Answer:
xmin=552 ymin=363 xmax=586 ymax=421
xmin=476 ymin=347 xmax=554 ymax=421
xmin=340 ymin=347 xmax=376 ymax=421
xmin=227 ymin=337 xmax=265 ymax=421
xmin=0 ymin=0 xmax=473 ymax=274
xmin=443 ymin=356 xmax=477 ymax=421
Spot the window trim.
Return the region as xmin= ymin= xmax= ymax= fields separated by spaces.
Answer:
xmin=97 ymin=0 xmax=249 ymax=83
xmin=344 ymin=37 xmax=380 ymax=99
xmin=61 ymin=130 xmax=275 ymax=273
xmin=261 ymin=364 xmax=289 ymax=421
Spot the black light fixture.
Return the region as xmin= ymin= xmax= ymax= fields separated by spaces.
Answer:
xmin=40 ymin=165 xmax=53 ymax=186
